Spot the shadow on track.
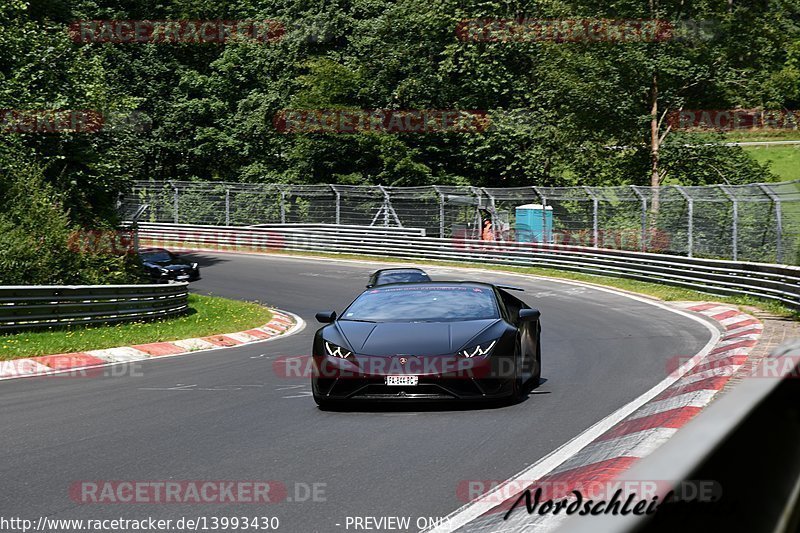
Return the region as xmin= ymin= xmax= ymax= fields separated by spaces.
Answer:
xmin=174 ymin=252 xmax=230 ymax=268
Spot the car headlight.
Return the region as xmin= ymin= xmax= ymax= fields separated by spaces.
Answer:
xmin=324 ymin=341 xmax=352 ymax=359
xmin=458 ymin=340 xmax=497 ymax=358
xmin=159 ymin=268 xmax=169 ymax=274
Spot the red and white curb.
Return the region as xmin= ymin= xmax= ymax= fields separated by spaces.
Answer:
xmin=428 ymin=303 xmax=762 ymax=533
xmin=0 ymin=310 xmax=303 ymax=381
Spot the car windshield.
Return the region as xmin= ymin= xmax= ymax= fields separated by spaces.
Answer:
xmin=377 ymin=271 xmax=429 ymax=284
xmin=141 ymin=251 xmax=174 ymax=262
xmin=342 ymin=285 xmax=499 ymax=321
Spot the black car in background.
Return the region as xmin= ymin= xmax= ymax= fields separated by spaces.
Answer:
xmin=366 ymin=267 xmax=431 ymax=288
xmin=140 ymin=248 xmax=200 ymax=282
xmin=312 ymin=282 xmax=541 ymax=408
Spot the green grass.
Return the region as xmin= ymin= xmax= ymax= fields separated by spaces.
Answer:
xmin=680 ymin=130 xmax=800 ymax=181
xmin=695 ymin=130 xmax=800 ymax=143
xmin=743 ymin=144 xmax=800 ymax=181
xmin=680 ymin=129 xmax=800 ymax=181
xmin=0 ymin=294 xmax=273 ymax=360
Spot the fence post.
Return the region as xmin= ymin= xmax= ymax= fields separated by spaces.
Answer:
xmin=674 ymin=186 xmax=693 ymax=257
xmin=170 ymin=182 xmax=179 ymax=224
xmin=719 ymin=185 xmax=738 ymax=261
xmin=379 ymin=185 xmax=388 ymax=226
xmin=433 ymin=185 xmax=445 ymax=238
xmin=481 ymin=188 xmax=498 ymax=239
xmin=331 ymin=185 xmax=341 ymax=225
xmin=631 ymin=186 xmax=648 ymax=252
xmin=529 ymin=187 xmax=549 ymax=244
xmin=583 ymin=186 xmax=599 ymax=247
xmin=481 ymin=188 xmax=496 ymax=211
xmin=374 ymin=185 xmax=401 ymax=227
xmin=468 ymin=186 xmax=481 ymax=209
xmin=280 ymin=190 xmax=286 ymax=224
xmin=225 ymin=187 xmax=231 ymax=226
xmin=759 ymin=184 xmax=784 ymax=263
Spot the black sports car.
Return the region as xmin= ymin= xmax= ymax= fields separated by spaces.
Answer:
xmin=140 ymin=248 xmax=200 ymax=282
xmin=366 ymin=267 xmax=431 ymax=288
xmin=311 ymin=282 xmax=541 ymax=408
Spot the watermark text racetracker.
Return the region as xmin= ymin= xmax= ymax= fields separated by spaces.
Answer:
xmin=273 ymin=109 xmax=548 ymax=134
xmin=667 ymin=353 xmax=800 ymax=379
xmin=459 ymin=479 xmax=720 ymax=505
xmin=455 ymin=18 xmax=716 ymax=43
xmin=69 ymin=20 xmax=284 ymax=44
xmin=132 ymin=226 xmax=668 ymax=256
xmin=274 ymin=354 xmax=505 ymax=379
xmin=0 ymin=358 xmax=144 ymax=379
xmin=0 ymin=109 xmax=150 ymax=134
xmin=458 ymin=479 xmax=721 ymax=521
xmin=668 ymin=109 xmax=800 ymax=131
xmin=70 ymin=480 xmax=325 ymax=504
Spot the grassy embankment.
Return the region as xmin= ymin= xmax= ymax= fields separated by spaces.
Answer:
xmin=0 ymin=293 xmax=273 ymax=359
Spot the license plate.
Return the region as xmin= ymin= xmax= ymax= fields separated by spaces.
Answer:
xmin=176 ymin=275 xmax=189 ymax=280
xmin=386 ymin=375 xmax=418 ymax=386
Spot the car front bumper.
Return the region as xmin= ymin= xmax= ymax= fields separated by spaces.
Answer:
xmin=311 ymin=354 xmax=516 ymax=401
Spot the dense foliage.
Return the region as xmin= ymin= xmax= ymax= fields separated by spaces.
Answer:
xmin=1 ymin=0 xmax=799 ymax=281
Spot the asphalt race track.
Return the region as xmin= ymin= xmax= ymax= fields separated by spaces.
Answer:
xmin=0 ymin=253 xmax=713 ymax=533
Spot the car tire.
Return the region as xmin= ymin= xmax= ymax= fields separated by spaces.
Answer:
xmin=510 ymin=343 xmax=527 ymax=404
xmin=313 ymin=394 xmax=339 ymax=411
xmin=529 ymin=336 xmax=542 ymax=390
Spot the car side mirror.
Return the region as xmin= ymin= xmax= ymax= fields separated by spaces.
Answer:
xmin=315 ymin=311 xmax=337 ymax=323
xmin=519 ymin=308 xmax=541 ymax=322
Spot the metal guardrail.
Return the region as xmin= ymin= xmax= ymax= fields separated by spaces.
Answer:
xmin=0 ymin=283 xmax=189 ymax=331
xmin=243 ymin=223 xmax=426 ymax=236
xmin=138 ymin=223 xmax=800 ymax=309
xmin=557 ymin=339 xmax=800 ymax=533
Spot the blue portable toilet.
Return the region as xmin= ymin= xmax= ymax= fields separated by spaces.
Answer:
xmin=515 ymin=204 xmax=553 ymax=243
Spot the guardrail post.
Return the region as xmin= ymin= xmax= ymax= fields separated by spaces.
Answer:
xmin=583 ymin=187 xmax=599 ymax=247
xmin=225 ymin=187 xmax=231 ymax=226
xmin=719 ymin=185 xmax=738 ymax=261
xmin=631 ymin=186 xmax=647 ymax=252
xmin=674 ymin=186 xmax=693 ymax=257
xmin=759 ymin=184 xmax=784 ymax=264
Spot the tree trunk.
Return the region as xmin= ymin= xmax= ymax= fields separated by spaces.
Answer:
xmin=649 ymin=71 xmax=660 ymax=214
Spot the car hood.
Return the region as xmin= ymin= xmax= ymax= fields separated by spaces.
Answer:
xmin=336 ymin=319 xmax=499 ymax=356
